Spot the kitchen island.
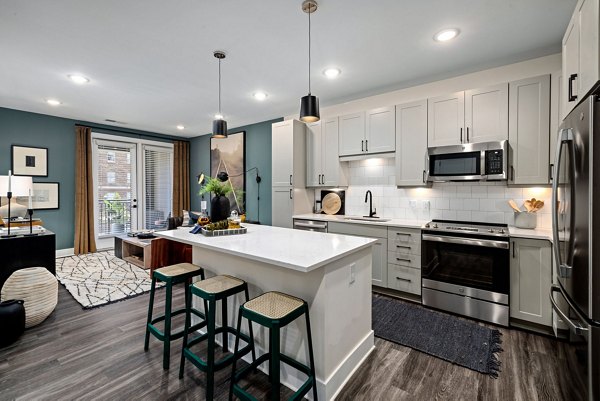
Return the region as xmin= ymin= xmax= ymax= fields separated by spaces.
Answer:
xmin=155 ymin=224 xmax=376 ymax=400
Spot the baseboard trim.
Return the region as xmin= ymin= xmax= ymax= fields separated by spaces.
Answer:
xmin=55 ymin=248 xmax=74 ymax=258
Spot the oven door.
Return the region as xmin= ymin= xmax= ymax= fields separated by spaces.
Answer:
xmin=421 ymin=232 xmax=510 ymax=302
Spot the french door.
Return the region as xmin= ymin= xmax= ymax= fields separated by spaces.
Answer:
xmin=92 ymin=135 xmax=173 ymax=249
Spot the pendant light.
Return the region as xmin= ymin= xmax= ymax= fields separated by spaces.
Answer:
xmin=212 ymin=51 xmax=228 ymax=138
xmin=299 ymin=0 xmax=320 ymax=123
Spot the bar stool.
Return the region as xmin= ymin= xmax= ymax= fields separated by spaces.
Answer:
xmin=144 ymin=263 xmax=207 ymax=370
xmin=180 ymin=275 xmax=256 ymax=401
xmin=230 ymin=291 xmax=318 ymax=401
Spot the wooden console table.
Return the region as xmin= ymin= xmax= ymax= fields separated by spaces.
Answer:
xmin=0 ymin=230 xmax=56 ymax=291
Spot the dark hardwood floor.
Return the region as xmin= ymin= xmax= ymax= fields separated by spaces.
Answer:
xmin=0 ymin=286 xmax=580 ymax=401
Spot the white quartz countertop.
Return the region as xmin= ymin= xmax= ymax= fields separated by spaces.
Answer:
xmin=155 ymin=223 xmax=376 ymax=273
xmin=508 ymin=226 xmax=553 ymax=242
xmin=293 ymin=213 xmax=426 ymax=229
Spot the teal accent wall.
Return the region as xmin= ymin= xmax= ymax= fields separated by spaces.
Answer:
xmin=0 ymin=107 xmax=178 ymax=250
xmin=189 ymin=118 xmax=282 ymax=226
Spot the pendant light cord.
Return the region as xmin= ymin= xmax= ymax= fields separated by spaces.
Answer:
xmin=218 ymin=58 xmax=222 ymax=115
xmin=308 ymin=8 xmax=311 ymax=95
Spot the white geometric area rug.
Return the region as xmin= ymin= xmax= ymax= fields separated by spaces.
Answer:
xmin=56 ymin=250 xmax=163 ymax=309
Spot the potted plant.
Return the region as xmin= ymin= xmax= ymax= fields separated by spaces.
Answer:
xmin=199 ymin=176 xmax=232 ymax=222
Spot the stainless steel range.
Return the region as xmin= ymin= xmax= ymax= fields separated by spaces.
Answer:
xmin=421 ymin=220 xmax=510 ymax=326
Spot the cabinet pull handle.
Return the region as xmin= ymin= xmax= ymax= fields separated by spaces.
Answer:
xmin=460 ymin=128 xmax=463 ymax=143
xmin=289 ymin=174 xmax=293 ymax=185
xmin=289 ymin=189 xmax=292 ymax=199
xmin=466 ymin=127 xmax=470 ymax=142
xmin=422 ymin=170 xmax=426 ymax=183
xmin=549 ymin=163 xmax=554 ymax=182
xmin=365 ymin=139 xmax=368 ymax=152
xmin=396 ymin=232 xmax=411 ymax=236
xmin=396 ymin=277 xmax=412 ymax=283
xmin=512 ymin=242 xmax=516 ymax=258
xmin=361 ymin=140 xmax=364 ymax=152
xmin=321 ymin=174 xmax=325 ymax=184
xmin=318 ymin=174 xmax=321 ymax=185
xmin=568 ymin=73 xmax=578 ymax=102
xmin=396 ymin=245 xmax=411 ymax=249
xmin=396 ymin=257 xmax=411 ymax=262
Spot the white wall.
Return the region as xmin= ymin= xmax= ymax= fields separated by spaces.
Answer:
xmin=344 ymin=158 xmax=552 ymax=229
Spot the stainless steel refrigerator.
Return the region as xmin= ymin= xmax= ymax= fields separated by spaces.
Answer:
xmin=551 ymin=94 xmax=600 ymax=401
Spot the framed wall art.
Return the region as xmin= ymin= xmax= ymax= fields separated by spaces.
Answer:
xmin=16 ymin=182 xmax=59 ymax=210
xmin=12 ymin=145 xmax=48 ymax=177
xmin=210 ymin=131 xmax=246 ymax=213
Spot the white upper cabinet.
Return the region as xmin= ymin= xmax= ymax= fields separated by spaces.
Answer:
xmin=427 ymin=92 xmax=465 ymax=147
xmin=465 ymin=83 xmax=508 ymax=143
xmin=306 ymin=121 xmax=322 ymax=187
xmin=365 ymin=106 xmax=396 ymax=154
xmin=322 ymin=117 xmax=345 ymax=186
xmin=395 ymin=100 xmax=428 ymax=186
xmin=509 ymin=75 xmax=551 ymax=185
xmin=272 ymin=120 xmax=295 ymax=187
xmin=562 ymin=0 xmax=600 ymax=117
xmin=338 ymin=112 xmax=365 ymax=156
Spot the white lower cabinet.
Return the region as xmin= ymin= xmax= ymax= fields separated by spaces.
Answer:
xmin=387 ymin=227 xmax=422 ymax=296
xmin=510 ymin=238 xmax=553 ymax=327
xmin=327 ymin=222 xmax=388 ymax=287
xmin=388 ymin=264 xmax=421 ymax=295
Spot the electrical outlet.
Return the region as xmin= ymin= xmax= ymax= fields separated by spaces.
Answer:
xmin=349 ymin=263 xmax=356 ymax=285
xmin=422 ymin=200 xmax=430 ymax=210
xmin=409 ymin=199 xmax=418 ymax=209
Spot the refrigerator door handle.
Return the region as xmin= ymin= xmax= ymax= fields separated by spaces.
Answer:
xmin=550 ymin=284 xmax=589 ymax=338
xmin=552 ymin=128 xmax=574 ymax=277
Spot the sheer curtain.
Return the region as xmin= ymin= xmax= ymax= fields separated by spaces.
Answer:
xmin=74 ymin=125 xmax=97 ymax=254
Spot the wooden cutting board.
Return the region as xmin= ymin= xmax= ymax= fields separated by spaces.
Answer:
xmin=322 ymin=192 xmax=342 ymax=215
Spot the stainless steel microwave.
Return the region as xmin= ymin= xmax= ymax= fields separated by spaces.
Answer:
xmin=425 ymin=140 xmax=508 ymax=182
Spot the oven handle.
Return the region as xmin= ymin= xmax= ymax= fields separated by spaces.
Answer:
xmin=422 ymin=234 xmax=509 ymax=249
xmin=550 ymin=284 xmax=588 ymax=337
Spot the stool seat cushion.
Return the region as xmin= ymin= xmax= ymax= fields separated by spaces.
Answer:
xmin=0 ymin=267 xmax=58 ymax=328
xmin=244 ymin=291 xmax=304 ymax=320
xmin=155 ymin=263 xmax=201 ymax=277
xmin=192 ymin=275 xmax=244 ymax=294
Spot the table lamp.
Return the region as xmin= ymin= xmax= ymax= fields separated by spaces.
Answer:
xmin=0 ymin=173 xmax=33 ymax=236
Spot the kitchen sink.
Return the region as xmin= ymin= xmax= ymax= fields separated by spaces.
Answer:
xmin=344 ymin=217 xmax=391 ymax=222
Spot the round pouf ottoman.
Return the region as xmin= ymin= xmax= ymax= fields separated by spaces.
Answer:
xmin=1 ymin=267 xmax=58 ymax=328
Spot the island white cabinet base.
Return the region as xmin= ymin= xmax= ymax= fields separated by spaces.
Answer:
xmin=156 ymin=225 xmax=375 ymax=401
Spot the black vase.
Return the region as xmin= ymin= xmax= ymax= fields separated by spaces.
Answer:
xmin=210 ymin=195 xmax=231 ymax=222
xmin=0 ymin=300 xmax=25 ymax=347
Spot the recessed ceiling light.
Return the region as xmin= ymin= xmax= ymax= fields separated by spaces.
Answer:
xmin=323 ymin=68 xmax=341 ymax=79
xmin=214 ymin=113 xmax=224 ymax=120
xmin=434 ymin=28 xmax=460 ymax=42
xmin=68 ymin=74 xmax=90 ymax=84
xmin=253 ymin=92 xmax=268 ymax=101
xmin=46 ymin=99 xmax=61 ymax=106
xmin=176 ymin=125 xmax=185 ymax=130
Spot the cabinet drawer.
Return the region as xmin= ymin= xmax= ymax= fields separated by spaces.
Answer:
xmin=388 ymin=252 xmax=421 ymax=269
xmin=328 ymin=222 xmax=387 ymax=239
xmin=388 ymin=264 xmax=421 ymax=295
xmin=388 ymin=227 xmax=421 ymax=246
xmin=387 ymin=240 xmax=421 ymax=256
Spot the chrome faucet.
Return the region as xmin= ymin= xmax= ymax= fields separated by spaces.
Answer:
xmin=364 ymin=190 xmax=377 ymax=218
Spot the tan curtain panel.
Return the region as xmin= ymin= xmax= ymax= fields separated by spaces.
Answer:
xmin=74 ymin=126 xmax=97 ymax=254
xmin=173 ymin=140 xmax=190 ymax=217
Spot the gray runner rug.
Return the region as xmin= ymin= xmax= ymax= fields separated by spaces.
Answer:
xmin=372 ymin=294 xmax=503 ymax=378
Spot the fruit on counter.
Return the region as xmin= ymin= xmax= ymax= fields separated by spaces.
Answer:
xmin=204 ymin=220 xmax=229 ymax=231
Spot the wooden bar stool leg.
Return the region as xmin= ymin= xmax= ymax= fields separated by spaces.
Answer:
xmin=144 ymin=276 xmax=157 ymax=351
xmin=163 ymin=280 xmax=173 ymax=370
xmin=179 ymin=283 xmax=192 ymax=379
xmin=229 ymin=307 xmax=244 ymax=401
xmin=305 ymin=305 xmax=318 ymax=401
xmin=222 ymin=297 xmax=228 ymax=353
xmin=206 ymin=299 xmax=217 ymax=401
xmin=269 ymin=326 xmax=281 ymax=401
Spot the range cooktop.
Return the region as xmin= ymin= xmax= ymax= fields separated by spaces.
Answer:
xmin=423 ymin=219 xmax=508 ymax=236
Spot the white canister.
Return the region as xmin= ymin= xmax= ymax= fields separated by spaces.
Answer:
xmin=514 ymin=212 xmax=537 ymax=229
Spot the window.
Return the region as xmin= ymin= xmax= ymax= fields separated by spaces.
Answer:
xmin=106 ymin=171 xmax=116 ymax=184
xmin=144 ymin=146 xmax=173 ymax=230
xmin=126 ymin=153 xmax=131 ymax=164
xmin=127 ymin=172 xmax=131 ymax=184
xmin=107 ymin=151 xmax=116 ymax=163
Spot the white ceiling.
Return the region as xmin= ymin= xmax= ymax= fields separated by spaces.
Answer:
xmin=0 ymin=0 xmax=576 ymax=138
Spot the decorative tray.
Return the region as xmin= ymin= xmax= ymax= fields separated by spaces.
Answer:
xmin=199 ymin=226 xmax=247 ymax=237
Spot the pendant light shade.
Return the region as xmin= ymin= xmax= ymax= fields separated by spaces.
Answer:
xmin=212 ymin=118 xmax=227 ymax=138
xmin=300 ymin=94 xmax=320 ymax=123
xmin=299 ymin=0 xmax=320 ymax=123
xmin=212 ymin=51 xmax=228 ymax=138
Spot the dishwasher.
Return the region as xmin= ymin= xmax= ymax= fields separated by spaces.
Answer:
xmin=293 ymin=219 xmax=328 ymax=233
